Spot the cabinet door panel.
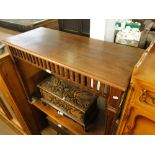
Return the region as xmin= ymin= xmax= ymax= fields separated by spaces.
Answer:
xmin=132 ymin=116 xmax=155 ymax=134
xmin=0 ymin=97 xmax=12 ymax=120
xmin=0 ymin=88 xmax=21 ymax=128
xmin=0 ymin=55 xmax=42 ymax=134
xmin=123 ymin=106 xmax=155 ymax=135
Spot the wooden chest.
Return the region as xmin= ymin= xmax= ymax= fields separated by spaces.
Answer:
xmin=38 ymin=76 xmax=98 ymax=129
xmin=117 ymin=42 xmax=155 ymax=134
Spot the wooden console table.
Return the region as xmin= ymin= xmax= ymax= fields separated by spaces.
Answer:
xmin=2 ymin=27 xmax=144 ymax=134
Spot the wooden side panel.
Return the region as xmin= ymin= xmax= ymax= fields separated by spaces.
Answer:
xmin=0 ymin=55 xmax=45 ymax=134
xmin=0 ymin=97 xmax=12 ymax=120
xmin=16 ymin=59 xmax=48 ymax=98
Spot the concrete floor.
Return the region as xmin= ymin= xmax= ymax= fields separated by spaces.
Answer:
xmin=0 ymin=118 xmax=57 ymax=135
xmin=0 ymin=119 xmax=17 ymax=135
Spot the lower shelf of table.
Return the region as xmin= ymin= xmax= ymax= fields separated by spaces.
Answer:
xmin=32 ymin=98 xmax=106 ymax=135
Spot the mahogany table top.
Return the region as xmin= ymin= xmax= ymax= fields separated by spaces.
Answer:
xmin=3 ymin=27 xmax=144 ymax=91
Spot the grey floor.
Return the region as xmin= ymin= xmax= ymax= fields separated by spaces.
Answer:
xmin=0 ymin=119 xmax=17 ymax=135
xmin=0 ymin=118 xmax=57 ymax=135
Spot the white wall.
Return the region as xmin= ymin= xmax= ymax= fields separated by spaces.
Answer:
xmin=104 ymin=19 xmax=117 ymax=42
xmin=90 ymin=19 xmax=117 ymax=42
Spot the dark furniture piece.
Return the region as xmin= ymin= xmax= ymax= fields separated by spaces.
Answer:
xmin=58 ymin=19 xmax=90 ymax=37
xmin=0 ymin=19 xmax=58 ymax=32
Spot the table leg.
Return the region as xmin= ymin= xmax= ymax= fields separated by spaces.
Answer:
xmin=105 ymin=87 xmax=123 ymax=134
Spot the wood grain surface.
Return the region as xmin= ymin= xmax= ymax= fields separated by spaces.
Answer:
xmin=33 ymin=99 xmax=105 ymax=135
xmin=3 ymin=27 xmax=144 ymax=91
xmin=133 ymin=43 xmax=155 ymax=86
xmin=117 ymin=42 xmax=155 ymax=134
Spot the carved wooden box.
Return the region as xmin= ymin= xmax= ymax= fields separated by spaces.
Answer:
xmin=37 ymin=76 xmax=98 ymax=129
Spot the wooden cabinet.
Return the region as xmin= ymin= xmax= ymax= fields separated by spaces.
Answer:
xmin=0 ymin=26 xmax=52 ymax=135
xmin=0 ymin=51 xmax=45 ymax=134
xmin=117 ymin=42 xmax=155 ymax=134
xmin=0 ymin=71 xmax=24 ymax=134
